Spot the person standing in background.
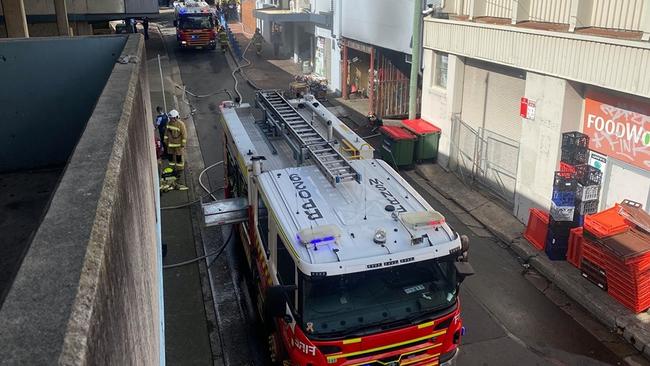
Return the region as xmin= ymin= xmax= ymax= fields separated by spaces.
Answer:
xmin=271 ymin=24 xmax=281 ymax=58
xmin=154 ymin=106 xmax=169 ymax=157
xmin=142 ymin=17 xmax=150 ymax=40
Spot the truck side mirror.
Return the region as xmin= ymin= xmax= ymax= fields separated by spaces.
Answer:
xmin=173 ymin=20 xmax=178 ymax=27
xmin=265 ymin=285 xmax=296 ymax=318
xmin=460 ymin=235 xmax=470 ymax=262
xmin=454 ymin=261 xmax=475 ymax=283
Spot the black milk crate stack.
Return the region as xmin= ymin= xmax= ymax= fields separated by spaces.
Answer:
xmin=557 ymin=131 xmax=601 ymax=226
xmin=547 ymin=215 xmax=579 ymax=261
xmin=575 ymin=164 xmax=602 ymax=186
xmin=545 ymin=131 xmax=601 ymax=261
xmin=548 ymin=170 xmax=577 ymax=260
xmin=551 ymin=171 xmax=576 ymax=221
xmin=561 ymin=131 xmax=590 ymax=166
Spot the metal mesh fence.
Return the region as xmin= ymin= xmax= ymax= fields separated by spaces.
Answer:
xmin=450 ymin=114 xmax=520 ymax=207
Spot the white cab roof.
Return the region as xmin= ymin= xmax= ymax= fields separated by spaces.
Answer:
xmin=259 ymin=159 xmax=461 ymax=276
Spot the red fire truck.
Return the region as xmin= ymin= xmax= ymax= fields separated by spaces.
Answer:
xmin=205 ymin=91 xmax=474 ymax=365
xmin=173 ymin=1 xmax=217 ymax=49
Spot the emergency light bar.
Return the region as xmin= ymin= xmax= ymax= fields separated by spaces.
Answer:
xmin=400 ymin=211 xmax=445 ymax=231
xmin=297 ymin=225 xmax=341 ymax=249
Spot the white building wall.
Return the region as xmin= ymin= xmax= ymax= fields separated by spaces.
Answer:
xmin=514 ymin=72 xmax=568 ymax=223
xmin=315 ymin=25 xmax=341 ymax=93
xmin=420 ymin=51 xmax=464 ymax=168
xmin=341 ymin=0 xmax=414 ymax=54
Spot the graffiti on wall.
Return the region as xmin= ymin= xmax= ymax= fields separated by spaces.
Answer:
xmin=582 ymin=91 xmax=650 ymax=171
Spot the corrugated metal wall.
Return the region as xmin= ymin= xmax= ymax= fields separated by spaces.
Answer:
xmin=424 ymin=19 xmax=650 ymax=98
xmin=529 ymin=0 xmax=571 ymax=24
xmin=590 ymin=0 xmax=645 ymax=31
xmin=484 ymin=0 xmax=511 ymax=18
xmin=463 ymin=0 xmax=472 ymax=16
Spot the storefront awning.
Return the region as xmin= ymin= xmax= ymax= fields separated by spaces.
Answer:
xmin=253 ymin=8 xmax=331 ymax=27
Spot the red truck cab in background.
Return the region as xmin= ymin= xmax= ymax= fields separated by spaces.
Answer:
xmin=173 ymin=1 xmax=217 ymax=50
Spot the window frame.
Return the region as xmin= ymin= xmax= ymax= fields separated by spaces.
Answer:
xmin=432 ymin=52 xmax=449 ymax=90
xmin=274 ymin=233 xmax=299 ymax=312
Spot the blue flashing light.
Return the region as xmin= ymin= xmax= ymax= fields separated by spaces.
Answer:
xmin=310 ymin=236 xmax=335 ymax=244
xmin=179 ymin=8 xmax=187 ymax=14
xmin=297 ymin=234 xmax=336 ymax=245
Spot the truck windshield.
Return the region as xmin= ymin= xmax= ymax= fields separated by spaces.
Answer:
xmin=300 ymin=255 xmax=457 ymax=339
xmin=178 ymin=15 xmax=214 ymax=30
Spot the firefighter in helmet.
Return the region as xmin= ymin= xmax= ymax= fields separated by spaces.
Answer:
xmin=163 ymin=109 xmax=188 ymax=191
xmin=252 ymin=27 xmax=265 ymax=56
xmin=218 ymin=26 xmax=229 ymax=53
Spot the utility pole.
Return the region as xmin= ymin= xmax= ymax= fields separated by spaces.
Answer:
xmin=408 ymin=0 xmax=423 ymax=120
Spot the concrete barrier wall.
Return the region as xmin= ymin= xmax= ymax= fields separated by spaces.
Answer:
xmin=0 ymin=34 xmax=160 ymax=365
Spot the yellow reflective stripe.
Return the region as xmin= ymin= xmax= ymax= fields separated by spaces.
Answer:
xmin=347 ymin=348 xmax=440 ymax=366
xmin=327 ymin=331 xmax=446 ymax=362
xmin=168 ymin=162 xmax=176 ymax=166
xmin=402 ymin=357 xmax=435 ymax=365
xmin=342 ymin=338 xmax=361 ymax=345
xmin=168 ymin=143 xmax=181 ymax=148
xmin=167 ymin=125 xmax=181 ymax=131
xmin=176 ymin=162 xmax=185 ymax=167
xmin=417 ymin=320 xmax=435 ymax=329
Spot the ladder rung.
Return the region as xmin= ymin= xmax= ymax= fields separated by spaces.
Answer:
xmin=337 ymin=174 xmax=358 ymax=180
xmin=317 ymin=153 xmax=339 ymax=158
xmin=312 ymin=148 xmax=333 ymax=154
xmin=323 ymin=160 xmax=345 ymax=166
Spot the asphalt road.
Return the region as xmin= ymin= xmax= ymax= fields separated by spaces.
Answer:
xmin=157 ymin=15 xmax=644 ymax=366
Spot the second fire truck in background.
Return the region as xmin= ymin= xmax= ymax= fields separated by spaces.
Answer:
xmin=173 ymin=1 xmax=218 ymax=49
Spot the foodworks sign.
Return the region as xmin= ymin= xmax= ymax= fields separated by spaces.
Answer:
xmin=582 ymin=91 xmax=650 ymax=171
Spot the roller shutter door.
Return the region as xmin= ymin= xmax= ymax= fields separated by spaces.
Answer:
xmin=460 ymin=60 xmax=525 ymax=142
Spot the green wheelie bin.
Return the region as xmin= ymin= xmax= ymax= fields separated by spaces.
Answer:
xmin=402 ymin=118 xmax=441 ymax=162
xmin=379 ymin=126 xmax=416 ymax=167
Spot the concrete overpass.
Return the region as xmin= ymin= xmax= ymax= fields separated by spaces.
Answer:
xmin=0 ymin=0 xmax=159 ymax=37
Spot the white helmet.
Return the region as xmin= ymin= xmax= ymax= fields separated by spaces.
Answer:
xmin=168 ymin=109 xmax=180 ymax=118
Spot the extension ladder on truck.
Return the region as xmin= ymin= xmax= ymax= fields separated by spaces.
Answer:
xmin=256 ymin=90 xmax=361 ymax=185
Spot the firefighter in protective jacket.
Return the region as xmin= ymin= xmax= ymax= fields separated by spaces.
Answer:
xmin=219 ymin=26 xmax=229 ymax=52
xmin=164 ymin=109 xmax=187 ymax=169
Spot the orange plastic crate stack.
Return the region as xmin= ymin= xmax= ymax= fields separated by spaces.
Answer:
xmin=524 ymin=208 xmax=549 ymax=251
xmin=583 ymin=204 xmax=630 ymax=238
xmin=604 ymin=251 xmax=650 ymax=313
xmin=581 ymin=239 xmax=608 ymax=272
xmin=567 ymin=228 xmax=583 ymax=268
xmin=582 ymin=204 xmax=650 ymax=313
